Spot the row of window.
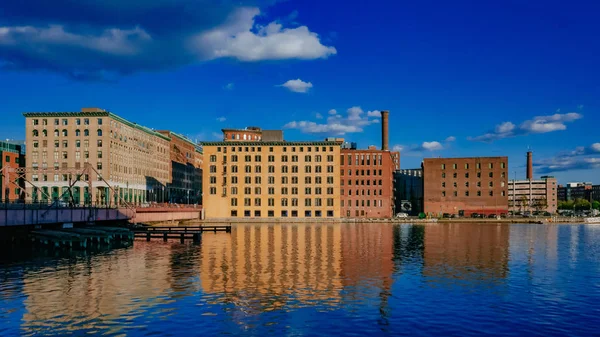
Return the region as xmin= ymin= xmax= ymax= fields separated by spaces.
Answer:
xmin=341 ymin=169 xmax=385 ymax=176
xmin=341 ymin=189 xmax=384 ymax=196
xmin=217 ymin=146 xmax=335 ymax=153
xmin=210 ymin=186 xmax=335 ymax=195
xmin=342 ymin=179 xmax=384 ymax=186
xmin=211 ymin=176 xmax=335 ymax=185
xmin=441 ymin=162 xmax=506 ymax=170
xmin=441 ymin=190 xmax=506 ymax=197
xmin=442 ymin=181 xmax=503 ymax=188
xmin=31 ymin=129 xmax=103 ymax=137
xmin=209 ymin=165 xmax=335 ymax=174
xmin=443 ymin=172 xmax=506 ymax=179
xmin=210 ymin=154 xmax=335 ymax=163
xmin=340 ymin=199 xmax=384 ymax=207
xmin=32 ymin=140 xmax=103 ymax=148
xmin=31 ymin=118 xmax=102 ymax=126
xmin=230 ymin=197 xmax=335 ymax=207
xmin=31 ymin=150 xmax=101 ymax=162
xmin=230 ymin=210 xmax=335 ymax=217
xmin=340 ymin=154 xmax=384 ymax=166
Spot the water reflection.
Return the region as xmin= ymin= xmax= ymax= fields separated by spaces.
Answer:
xmin=2 ymin=223 xmax=599 ymax=336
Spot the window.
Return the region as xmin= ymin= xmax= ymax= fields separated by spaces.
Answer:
xmin=209 ymin=165 xmax=217 ymax=173
xmin=255 ymin=198 xmax=261 ymax=206
xmin=305 ymin=155 xmax=312 ymax=162
xmin=292 ymin=165 xmax=298 ymax=173
xmin=244 ymin=186 xmax=251 ymax=194
xmin=231 ymin=198 xmax=238 ymax=206
xmin=282 ymin=198 xmax=288 ymax=206
xmin=489 ymin=191 xmax=494 ymax=196
xmin=268 ymin=187 xmax=275 ymax=195
xmin=268 ymin=198 xmax=275 ymax=206
xmin=305 ymin=198 xmax=312 ymax=207
xmin=477 ymin=191 xmax=481 ymax=196
xmin=84 ymin=118 xmax=89 ymax=125
xmin=292 ymin=198 xmax=298 ymax=206
xmin=244 ymin=198 xmax=251 ymax=206
xmin=231 ymin=187 xmax=238 ymax=195
xmin=327 ymin=177 xmax=333 ymax=184
xmin=442 ymin=173 xmax=446 ymax=178
xmin=305 ymin=166 xmax=312 ymax=173
xmin=489 ymin=182 xmax=494 ymax=187
xmin=281 ymin=187 xmax=288 ymax=194
xmin=442 ymin=164 xmax=446 ymax=169
xmin=32 ymin=130 xmax=39 ymax=137
xmin=54 ymin=129 xmax=59 ymax=137
xmin=465 ymin=191 xmax=470 ymax=196
xmin=255 ymin=165 xmax=261 ymax=173
xmin=97 ymin=129 xmax=103 ymax=137
xmin=282 ymin=166 xmax=288 ymax=173
xmin=98 ymin=118 xmax=103 ymax=125
xmin=255 ymin=155 xmax=261 ymax=162
xmin=281 ymin=176 xmax=288 ymax=184
xmin=54 ymin=119 xmax=59 ymax=126
xmin=84 ymin=129 xmax=89 ymax=137
xmin=255 ymin=187 xmax=261 ymax=195
xmin=305 ymin=187 xmax=312 ymax=194
xmin=62 ymin=151 xmax=68 ymax=159
xmin=465 ymin=173 xmax=469 ymax=178
xmin=501 ymin=162 xmax=506 ymax=169
xmin=292 ymin=155 xmax=298 ymax=162
xmin=281 ymin=155 xmax=288 ymax=162
xmin=97 ymin=151 xmax=102 ymax=159
xmin=210 ymin=176 xmax=217 ymax=184
xmin=42 ymin=130 xmax=47 ymax=137
xmin=489 ymin=163 xmax=493 ymax=169
xmin=453 ymin=173 xmax=457 ymax=178
xmin=305 ymin=176 xmax=312 ymax=184
xmin=327 ymin=155 xmax=334 ymax=162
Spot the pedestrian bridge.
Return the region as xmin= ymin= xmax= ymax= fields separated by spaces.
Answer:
xmin=0 ymin=203 xmax=202 ymax=227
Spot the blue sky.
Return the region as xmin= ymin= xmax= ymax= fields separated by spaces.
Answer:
xmin=0 ymin=0 xmax=598 ymax=183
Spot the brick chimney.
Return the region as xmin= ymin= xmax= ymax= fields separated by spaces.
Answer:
xmin=526 ymin=151 xmax=533 ymax=180
xmin=381 ymin=110 xmax=389 ymax=151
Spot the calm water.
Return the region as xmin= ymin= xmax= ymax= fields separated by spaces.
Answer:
xmin=1 ymin=223 xmax=600 ymax=336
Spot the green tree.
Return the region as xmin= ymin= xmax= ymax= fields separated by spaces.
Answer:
xmin=592 ymin=200 xmax=600 ymax=210
xmin=558 ymin=200 xmax=575 ymax=210
xmin=574 ymin=198 xmax=591 ymax=211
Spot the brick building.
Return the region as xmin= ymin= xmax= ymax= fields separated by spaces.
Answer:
xmin=557 ymin=182 xmax=592 ymax=202
xmin=339 ymin=110 xmax=400 ymax=218
xmin=201 ymin=127 xmax=342 ymax=219
xmin=422 ymin=157 xmax=509 ymax=216
xmin=340 ymin=146 xmax=399 ymax=218
xmin=24 ymin=108 xmax=170 ymax=205
xmin=0 ymin=140 xmax=26 ymax=201
xmin=158 ymin=131 xmax=203 ymax=204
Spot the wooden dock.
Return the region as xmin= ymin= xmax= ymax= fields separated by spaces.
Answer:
xmin=132 ymin=225 xmax=232 ymax=243
xmin=30 ymin=227 xmax=133 ymax=249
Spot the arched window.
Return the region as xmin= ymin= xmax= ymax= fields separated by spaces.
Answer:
xmin=54 ymin=129 xmax=59 ymax=137
xmin=75 ymin=129 xmax=80 ymax=137
xmin=243 ymin=134 xmax=247 ymax=140
xmin=32 ymin=130 xmax=39 ymax=137
xmin=62 ymin=129 xmax=68 ymax=137
xmin=42 ymin=129 xmax=47 ymax=137
xmin=84 ymin=129 xmax=89 ymax=137
xmin=97 ymin=129 xmax=103 ymax=137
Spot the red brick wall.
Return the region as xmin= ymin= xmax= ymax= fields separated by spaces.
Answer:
xmin=340 ymin=149 xmax=399 ymax=218
xmin=1 ymin=152 xmax=24 ymax=201
xmin=423 ymin=157 xmax=509 ymax=216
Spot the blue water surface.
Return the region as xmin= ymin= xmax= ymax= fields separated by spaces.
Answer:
xmin=1 ymin=223 xmax=599 ymax=336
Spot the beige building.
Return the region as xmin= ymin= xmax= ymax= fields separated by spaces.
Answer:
xmin=23 ymin=108 xmax=170 ymax=205
xmin=508 ymin=176 xmax=558 ymax=214
xmin=201 ymin=127 xmax=342 ymax=219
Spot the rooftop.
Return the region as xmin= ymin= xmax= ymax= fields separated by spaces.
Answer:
xmin=200 ymin=140 xmax=343 ymax=146
xmin=23 ymin=109 xmax=170 ymax=141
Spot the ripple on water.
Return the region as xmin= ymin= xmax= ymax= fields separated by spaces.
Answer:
xmin=1 ymin=223 xmax=600 ymax=336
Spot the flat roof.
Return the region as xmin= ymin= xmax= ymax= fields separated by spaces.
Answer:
xmin=23 ymin=111 xmax=170 ymax=141
xmin=200 ymin=141 xmax=342 ymax=146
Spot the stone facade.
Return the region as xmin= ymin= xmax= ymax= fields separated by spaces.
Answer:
xmin=202 ymin=138 xmax=342 ymax=219
xmin=24 ymin=108 xmax=170 ymax=205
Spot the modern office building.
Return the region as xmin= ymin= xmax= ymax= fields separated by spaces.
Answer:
xmin=157 ymin=131 xmax=203 ymax=204
xmin=23 ymin=108 xmax=171 ymax=205
xmin=394 ymin=169 xmax=423 ymax=215
xmin=339 ymin=110 xmax=399 ymax=218
xmin=557 ymin=182 xmax=593 ymax=202
xmin=0 ymin=140 xmax=26 ymax=201
xmin=508 ymin=176 xmax=558 ymax=213
xmin=201 ymin=127 xmax=342 ymax=219
xmin=422 ymin=157 xmax=509 ymax=216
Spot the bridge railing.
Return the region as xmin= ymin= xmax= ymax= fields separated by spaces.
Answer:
xmin=0 ymin=201 xmax=124 ymax=210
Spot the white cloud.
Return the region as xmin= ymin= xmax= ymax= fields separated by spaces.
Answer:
xmin=470 ymin=112 xmax=583 ymax=142
xmin=193 ymin=7 xmax=336 ymax=62
xmin=279 ymin=78 xmax=313 ymax=93
xmin=315 ymin=112 xmax=323 ymax=119
xmin=536 ymin=142 xmax=600 ymax=173
xmin=0 ymin=4 xmax=336 ymax=80
xmin=211 ymin=132 xmax=223 ymax=140
xmin=283 ymin=106 xmax=379 ymax=135
xmin=223 ymin=82 xmax=234 ymax=90
xmin=216 ymin=116 xmax=226 ymax=122
xmin=421 ymin=141 xmax=443 ymax=151
xmin=367 ymin=110 xmax=381 ymax=117
xmin=392 ymin=145 xmax=404 ymax=152
xmin=445 ymin=136 xmax=456 ymax=142
xmin=328 ymin=109 xmax=337 ymax=115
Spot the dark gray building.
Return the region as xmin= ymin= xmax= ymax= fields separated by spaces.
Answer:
xmin=394 ymin=168 xmax=423 ymax=215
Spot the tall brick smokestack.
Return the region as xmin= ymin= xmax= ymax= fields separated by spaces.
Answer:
xmin=526 ymin=151 xmax=533 ymax=180
xmin=381 ymin=110 xmax=389 ymax=151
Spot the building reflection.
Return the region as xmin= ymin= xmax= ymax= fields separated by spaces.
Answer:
xmin=20 ymin=244 xmax=176 ymax=334
xmin=199 ymin=224 xmax=344 ymax=312
xmin=423 ymin=223 xmax=510 ymax=283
